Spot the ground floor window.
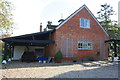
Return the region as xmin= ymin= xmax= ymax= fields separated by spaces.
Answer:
xmin=78 ymin=41 xmax=93 ymax=50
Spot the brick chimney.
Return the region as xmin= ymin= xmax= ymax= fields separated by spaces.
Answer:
xmin=40 ymin=23 xmax=42 ymax=32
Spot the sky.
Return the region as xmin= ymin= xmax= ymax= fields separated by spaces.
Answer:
xmin=10 ymin=0 xmax=119 ymax=36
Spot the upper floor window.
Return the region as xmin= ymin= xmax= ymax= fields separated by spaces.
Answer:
xmin=80 ymin=18 xmax=90 ymax=28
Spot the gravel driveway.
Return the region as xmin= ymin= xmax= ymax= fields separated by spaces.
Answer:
xmin=1 ymin=61 xmax=119 ymax=78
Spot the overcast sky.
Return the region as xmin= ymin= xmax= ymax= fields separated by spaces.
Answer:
xmin=10 ymin=0 xmax=119 ymax=36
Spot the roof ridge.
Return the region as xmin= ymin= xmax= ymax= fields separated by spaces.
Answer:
xmin=56 ymin=5 xmax=86 ymax=29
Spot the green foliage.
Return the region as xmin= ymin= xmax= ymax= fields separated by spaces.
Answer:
xmin=54 ymin=50 xmax=63 ymax=59
xmin=97 ymin=3 xmax=120 ymax=40
xmin=82 ymin=58 xmax=88 ymax=62
xmin=0 ymin=56 xmax=2 ymax=62
xmin=88 ymin=55 xmax=95 ymax=61
xmin=72 ymin=57 xmax=78 ymax=61
xmin=97 ymin=3 xmax=115 ymax=21
xmin=97 ymin=3 xmax=120 ymax=57
xmin=0 ymin=0 xmax=14 ymax=35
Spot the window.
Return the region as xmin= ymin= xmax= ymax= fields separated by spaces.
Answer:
xmin=78 ymin=41 xmax=93 ymax=50
xmin=80 ymin=18 xmax=90 ymax=28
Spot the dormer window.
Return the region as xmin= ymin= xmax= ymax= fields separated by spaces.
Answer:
xmin=80 ymin=18 xmax=90 ymax=28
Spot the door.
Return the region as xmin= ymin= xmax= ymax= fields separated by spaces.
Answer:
xmin=61 ymin=37 xmax=74 ymax=57
xmin=100 ymin=40 xmax=106 ymax=59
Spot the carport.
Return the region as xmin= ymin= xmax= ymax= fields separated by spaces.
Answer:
xmin=1 ymin=30 xmax=55 ymax=64
xmin=105 ymin=39 xmax=120 ymax=61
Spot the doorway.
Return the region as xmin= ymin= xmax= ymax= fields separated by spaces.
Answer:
xmin=35 ymin=48 xmax=44 ymax=57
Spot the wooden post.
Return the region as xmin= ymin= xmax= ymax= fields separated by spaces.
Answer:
xmin=2 ymin=42 xmax=8 ymax=64
xmin=113 ymin=41 xmax=117 ymax=57
xmin=113 ymin=41 xmax=119 ymax=61
xmin=11 ymin=46 xmax=14 ymax=58
xmin=3 ymin=42 xmax=7 ymax=60
xmin=8 ymin=44 xmax=12 ymax=61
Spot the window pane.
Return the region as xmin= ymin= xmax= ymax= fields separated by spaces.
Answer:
xmin=80 ymin=18 xmax=90 ymax=28
xmin=86 ymin=20 xmax=90 ymax=28
xmin=88 ymin=43 xmax=92 ymax=49
xmin=88 ymin=43 xmax=91 ymax=48
xmin=80 ymin=43 xmax=82 ymax=48
xmin=80 ymin=18 xmax=84 ymax=27
xmin=78 ymin=43 xmax=83 ymax=48
xmin=85 ymin=19 xmax=88 ymax=28
xmin=78 ymin=43 xmax=80 ymax=48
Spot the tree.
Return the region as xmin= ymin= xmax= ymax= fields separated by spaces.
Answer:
xmin=97 ymin=3 xmax=120 ymax=39
xmin=97 ymin=3 xmax=115 ymax=21
xmin=0 ymin=0 xmax=14 ymax=37
xmin=97 ymin=3 xmax=120 ymax=58
xmin=97 ymin=3 xmax=115 ymax=31
xmin=0 ymin=0 xmax=14 ymax=56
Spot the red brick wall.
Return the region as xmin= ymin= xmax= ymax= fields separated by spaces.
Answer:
xmin=49 ymin=8 xmax=108 ymax=61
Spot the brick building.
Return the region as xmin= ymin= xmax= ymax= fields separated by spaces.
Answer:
xmin=47 ymin=4 xmax=108 ymax=61
xmin=1 ymin=5 xmax=108 ymax=63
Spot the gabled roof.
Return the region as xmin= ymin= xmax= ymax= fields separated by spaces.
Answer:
xmin=56 ymin=4 xmax=108 ymax=36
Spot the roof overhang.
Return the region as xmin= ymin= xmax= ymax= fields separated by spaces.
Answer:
xmin=1 ymin=30 xmax=55 ymax=46
xmin=105 ymin=39 xmax=120 ymax=43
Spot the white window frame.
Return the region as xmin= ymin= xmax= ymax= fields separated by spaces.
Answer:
xmin=80 ymin=18 xmax=90 ymax=28
xmin=78 ymin=41 xmax=93 ymax=50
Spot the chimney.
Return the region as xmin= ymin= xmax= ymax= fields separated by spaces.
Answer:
xmin=40 ymin=23 xmax=42 ymax=32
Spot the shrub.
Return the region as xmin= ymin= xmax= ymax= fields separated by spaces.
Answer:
xmin=54 ymin=50 xmax=63 ymax=59
xmin=82 ymin=58 xmax=88 ymax=62
xmin=0 ymin=56 xmax=2 ymax=62
xmin=88 ymin=55 xmax=95 ymax=61
xmin=72 ymin=57 xmax=78 ymax=62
